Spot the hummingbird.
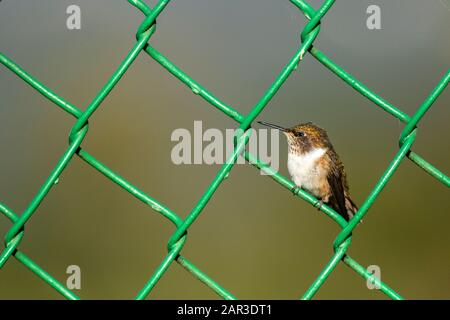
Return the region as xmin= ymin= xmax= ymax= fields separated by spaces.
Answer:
xmin=258 ymin=121 xmax=358 ymax=221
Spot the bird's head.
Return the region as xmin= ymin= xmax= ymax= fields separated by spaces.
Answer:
xmin=258 ymin=121 xmax=331 ymax=154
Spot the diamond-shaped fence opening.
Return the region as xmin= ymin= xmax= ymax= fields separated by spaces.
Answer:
xmin=0 ymin=0 xmax=449 ymax=300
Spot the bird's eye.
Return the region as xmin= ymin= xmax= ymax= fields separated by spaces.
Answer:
xmin=296 ymin=131 xmax=305 ymax=137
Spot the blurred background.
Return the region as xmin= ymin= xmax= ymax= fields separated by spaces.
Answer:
xmin=0 ymin=0 xmax=449 ymax=299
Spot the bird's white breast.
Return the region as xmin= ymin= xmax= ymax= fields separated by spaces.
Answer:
xmin=287 ymin=148 xmax=327 ymax=195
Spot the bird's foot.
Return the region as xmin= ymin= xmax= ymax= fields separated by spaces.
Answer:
xmin=291 ymin=186 xmax=300 ymax=195
xmin=314 ymin=199 xmax=324 ymax=211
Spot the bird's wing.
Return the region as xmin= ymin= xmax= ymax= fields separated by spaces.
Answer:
xmin=326 ymin=164 xmax=348 ymax=220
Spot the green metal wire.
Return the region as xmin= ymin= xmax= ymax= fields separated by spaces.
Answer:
xmin=0 ymin=0 xmax=448 ymax=300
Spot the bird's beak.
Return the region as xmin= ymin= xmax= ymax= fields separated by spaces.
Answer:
xmin=257 ymin=121 xmax=287 ymax=132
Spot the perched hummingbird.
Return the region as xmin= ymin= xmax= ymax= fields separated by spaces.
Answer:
xmin=258 ymin=121 xmax=358 ymax=221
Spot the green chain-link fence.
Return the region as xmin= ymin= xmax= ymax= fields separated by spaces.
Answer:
xmin=1 ymin=0 xmax=449 ymax=300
